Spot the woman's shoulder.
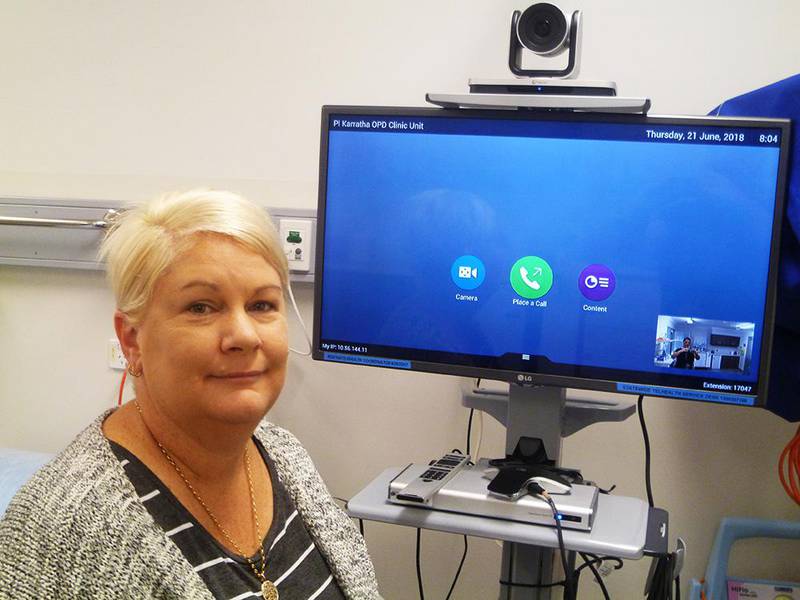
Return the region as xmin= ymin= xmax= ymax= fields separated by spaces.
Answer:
xmin=255 ymin=419 xmax=305 ymax=453
xmin=254 ymin=421 xmax=315 ymax=470
xmin=253 ymin=420 xmax=337 ymax=503
xmin=0 ymin=411 xmax=212 ymax=598
xmin=1 ymin=411 xmax=123 ymax=534
xmin=0 ymin=412 xmax=128 ymax=592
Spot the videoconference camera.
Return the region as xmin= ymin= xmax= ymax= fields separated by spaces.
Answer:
xmin=516 ymin=3 xmax=569 ymax=55
xmin=509 ymin=3 xmax=582 ymax=78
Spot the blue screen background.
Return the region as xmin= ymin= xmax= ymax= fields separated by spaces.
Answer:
xmin=321 ymin=124 xmax=780 ymax=383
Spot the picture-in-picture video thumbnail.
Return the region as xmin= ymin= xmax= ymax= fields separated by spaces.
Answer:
xmin=653 ymin=315 xmax=755 ymax=374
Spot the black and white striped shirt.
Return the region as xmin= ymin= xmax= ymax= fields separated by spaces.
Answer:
xmin=110 ymin=439 xmax=346 ymax=600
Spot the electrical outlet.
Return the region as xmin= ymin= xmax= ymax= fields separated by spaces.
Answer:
xmin=108 ymin=339 xmax=127 ymax=370
xmin=279 ymin=218 xmax=312 ymax=273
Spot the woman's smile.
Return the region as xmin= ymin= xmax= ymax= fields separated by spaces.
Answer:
xmin=210 ymin=370 xmax=266 ymax=381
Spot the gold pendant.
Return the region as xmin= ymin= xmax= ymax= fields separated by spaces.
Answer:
xmin=261 ymin=579 xmax=279 ymax=600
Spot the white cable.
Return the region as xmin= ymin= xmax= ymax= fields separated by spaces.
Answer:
xmin=470 ymin=378 xmax=485 ymax=461
xmin=474 ymin=409 xmax=484 ymax=462
xmin=287 ymin=280 xmax=313 ymax=356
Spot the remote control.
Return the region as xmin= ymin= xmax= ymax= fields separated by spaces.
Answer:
xmin=391 ymin=453 xmax=471 ymax=506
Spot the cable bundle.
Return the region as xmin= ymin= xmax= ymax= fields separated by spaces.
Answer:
xmin=779 ymin=424 xmax=800 ymax=506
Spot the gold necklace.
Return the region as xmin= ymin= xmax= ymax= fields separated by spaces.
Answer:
xmin=133 ymin=401 xmax=278 ymax=600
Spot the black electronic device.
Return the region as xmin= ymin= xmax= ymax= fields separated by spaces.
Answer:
xmin=487 ymin=467 xmax=572 ymax=499
xmin=427 ymin=5 xmax=649 ymax=114
xmin=509 ymin=3 xmax=581 ymax=78
xmin=487 ymin=437 xmax=579 ymax=499
xmin=313 ymin=106 xmax=791 ymax=414
xmin=710 ymin=334 xmax=741 ymax=347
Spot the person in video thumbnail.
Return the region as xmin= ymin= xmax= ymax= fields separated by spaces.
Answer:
xmin=671 ymin=336 xmax=700 ymax=369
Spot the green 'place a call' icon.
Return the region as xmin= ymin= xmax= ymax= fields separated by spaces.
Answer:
xmin=509 ymin=256 xmax=554 ymax=299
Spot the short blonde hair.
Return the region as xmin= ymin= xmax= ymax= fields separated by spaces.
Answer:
xmin=99 ymin=189 xmax=288 ymax=323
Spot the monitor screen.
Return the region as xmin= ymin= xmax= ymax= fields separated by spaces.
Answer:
xmin=313 ymin=107 xmax=789 ymax=408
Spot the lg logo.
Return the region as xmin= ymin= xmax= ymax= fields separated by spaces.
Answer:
xmin=517 ymin=374 xmax=534 ymax=383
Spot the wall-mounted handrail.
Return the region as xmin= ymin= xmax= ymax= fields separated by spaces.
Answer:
xmin=0 ymin=202 xmax=314 ymax=279
xmin=0 ymin=209 xmax=120 ymax=230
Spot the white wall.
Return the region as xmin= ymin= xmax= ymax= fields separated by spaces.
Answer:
xmin=1 ymin=2 xmax=798 ymax=598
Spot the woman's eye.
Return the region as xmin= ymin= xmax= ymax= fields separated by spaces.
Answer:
xmin=250 ymin=301 xmax=274 ymax=312
xmin=187 ymin=303 xmax=211 ymax=314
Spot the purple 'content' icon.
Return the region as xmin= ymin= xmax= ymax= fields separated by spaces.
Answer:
xmin=578 ymin=264 xmax=616 ymax=301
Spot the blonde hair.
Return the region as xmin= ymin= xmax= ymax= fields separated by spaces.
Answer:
xmin=99 ymin=189 xmax=288 ymax=323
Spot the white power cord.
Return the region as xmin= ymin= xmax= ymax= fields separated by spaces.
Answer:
xmin=473 ymin=410 xmax=484 ymax=462
xmin=287 ymin=281 xmax=312 ymax=356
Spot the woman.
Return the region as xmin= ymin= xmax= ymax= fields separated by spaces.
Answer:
xmin=0 ymin=190 xmax=380 ymax=599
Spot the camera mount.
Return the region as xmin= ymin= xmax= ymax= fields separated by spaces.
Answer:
xmin=426 ymin=4 xmax=651 ymax=114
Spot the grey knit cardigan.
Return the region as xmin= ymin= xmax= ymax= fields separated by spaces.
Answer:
xmin=0 ymin=411 xmax=381 ymax=599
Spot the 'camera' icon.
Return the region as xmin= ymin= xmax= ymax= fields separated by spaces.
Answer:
xmin=451 ymin=255 xmax=485 ymax=290
xmin=458 ymin=266 xmax=478 ymax=279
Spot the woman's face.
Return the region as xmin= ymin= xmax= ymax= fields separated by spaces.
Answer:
xmin=122 ymin=234 xmax=288 ymax=427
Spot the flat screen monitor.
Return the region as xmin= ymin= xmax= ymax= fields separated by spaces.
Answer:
xmin=313 ymin=106 xmax=790 ymax=408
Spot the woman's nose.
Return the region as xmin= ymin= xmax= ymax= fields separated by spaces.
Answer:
xmin=220 ymin=309 xmax=262 ymax=352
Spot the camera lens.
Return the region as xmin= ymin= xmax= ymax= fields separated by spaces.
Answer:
xmin=534 ymin=19 xmax=552 ymax=38
xmin=517 ymin=3 xmax=568 ymax=55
